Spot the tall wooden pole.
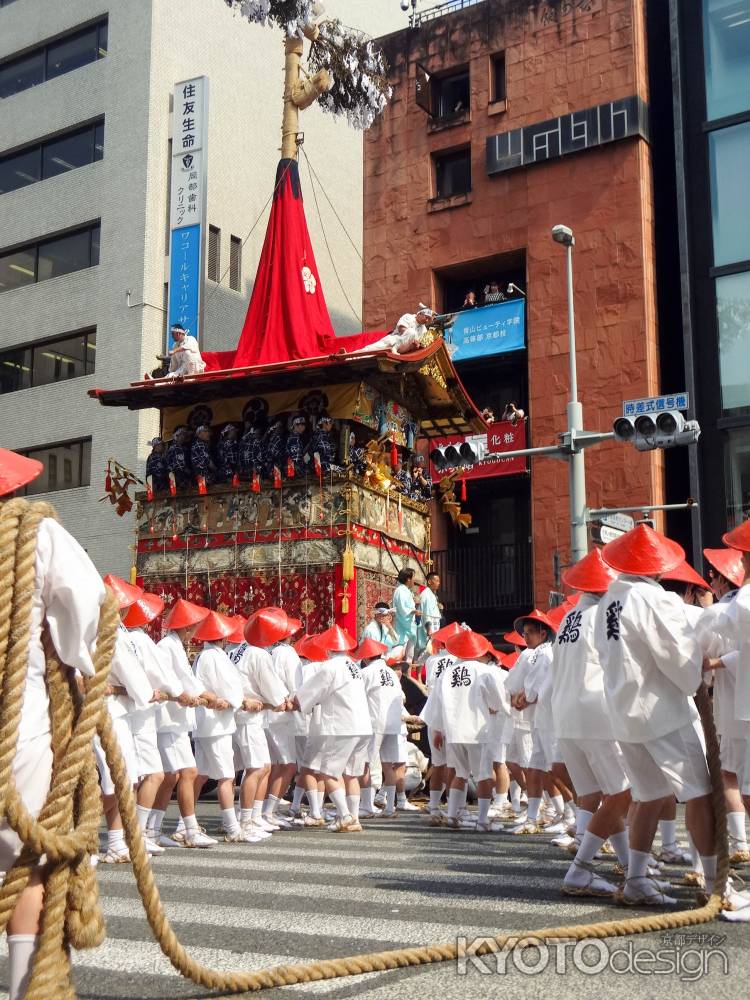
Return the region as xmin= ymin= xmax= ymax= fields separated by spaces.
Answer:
xmin=281 ymin=27 xmax=331 ymax=160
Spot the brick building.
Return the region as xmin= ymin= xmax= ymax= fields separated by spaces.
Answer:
xmin=363 ymin=0 xmax=668 ymax=629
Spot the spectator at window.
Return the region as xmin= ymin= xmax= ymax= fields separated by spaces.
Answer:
xmin=461 ymin=290 xmax=478 ymax=310
xmin=483 ymin=281 xmax=506 ymax=305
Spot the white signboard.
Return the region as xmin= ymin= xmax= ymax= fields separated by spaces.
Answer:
xmin=599 ymin=524 xmax=625 ymax=543
xmin=601 ymin=512 xmax=635 ymax=533
xmin=622 ymin=392 xmax=689 ymax=418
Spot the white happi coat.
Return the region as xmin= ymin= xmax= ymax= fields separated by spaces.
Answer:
xmin=420 ymin=658 xmax=509 ymax=744
xmin=294 ymin=654 xmax=373 ymax=738
xmin=126 ymin=627 xmax=183 ymax=736
xmin=503 ymin=646 xmax=536 ymax=730
xmin=710 ymin=585 xmax=750 ymax=723
xmin=108 ymin=626 xmax=153 ymax=721
xmin=156 ymin=631 xmax=205 ymax=734
xmin=424 ymin=651 xmax=456 ymax=691
xmin=552 ymin=593 xmax=616 ymax=741
xmin=520 ymin=641 xmax=555 ymax=734
xmin=193 ymin=643 xmax=244 ymax=737
xmin=228 ymin=641 xmax=288 ymax=729
xmin=18 ymin=518 xmax=106 ymax=746
xmin=168 ymin=334 xmax=205 ymax=377
xmin=594 ymin=575 xmax=703 ymax=743
xmin=362 ymin=658 xmax=405 ymax=735
xmin=270 ymin=642 xmax=306 ymax=734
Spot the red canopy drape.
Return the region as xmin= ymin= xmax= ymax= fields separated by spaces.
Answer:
xmin=202 ymin=159 xmax=385 ymax=373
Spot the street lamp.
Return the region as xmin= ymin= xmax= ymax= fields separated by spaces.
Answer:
xmin=552 ymin=224 xmax=588 ymax=565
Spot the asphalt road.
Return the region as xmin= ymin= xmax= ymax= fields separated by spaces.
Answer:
xmin=1 ymin=805 xmax=747 ymax=999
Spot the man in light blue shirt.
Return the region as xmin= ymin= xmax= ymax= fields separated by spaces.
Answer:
xmin=362 ymin=602 xmax=398 ymax=649
xmin=393 ymin=568 xmax=419 ymax=659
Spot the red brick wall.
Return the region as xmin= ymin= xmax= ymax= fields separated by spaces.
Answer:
xmin=363 ymin=0 xmax=664 ymax=606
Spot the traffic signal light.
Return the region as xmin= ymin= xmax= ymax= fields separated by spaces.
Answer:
xmin=612 ymin=411 xmax=700 ymax=451
xmin=430 ymin=435 xmax=487 ymax=473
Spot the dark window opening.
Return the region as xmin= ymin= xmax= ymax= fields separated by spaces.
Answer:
xmin=434 ymin=147 xmax=471 ymax=199
xmin=0 ymin=329 xmax=96 ymax=394
xmin=433 ymin=68 xmax=470 ymax=121
xmin=0 ymin=223 xmax=101 ymax=293
xmin=0 ymin=18 xmax=108 ymax=99
xmin=491 ymin=52 xmax=506 ymax=103
xmin=19 ymin=438 xmax=92 ymax=495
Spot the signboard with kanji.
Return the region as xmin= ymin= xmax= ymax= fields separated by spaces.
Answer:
xmin=622 ymin=393 xmax=689 ymax=418
xmin=428 ymin=420 xmax=528 ymax=482
xmin=167 ymin=76 xmax=209 ymax=347
xmin=445 ymin=300 xmax=525 ymax=361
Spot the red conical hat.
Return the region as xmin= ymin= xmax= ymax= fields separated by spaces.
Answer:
xmin=227 ymin=616 xmax=247 ymax=645
xmin=354 ymin=637 xmax=388 ymax=660
xmin=164 ymin=598 xmax=210 ymax=631
xmin=445 ymin=630 xmax=492 ymax=659
xmin=602 ymin=523 xmax=684 ymax=576
xmin=0 ymin=448 xmax=43 ymax=496
xmin=296 ymin=635 xmax=328 ymax=662
xmin=103 ymin=573 xmax=143 ymax=610
xmin=431 ymin=621 xmax=464 ymax=643
xmin=244 ymin=606 xmax=292 ymax=647
xmin=123 ymin=591 xmax=165 ymax=628
xmin=317 ymin=624 xmax=357 ymax=652
xmin=562 ymin=547 xmax=618 ymax=593
xmin=723 ymin=519 xmax=750 ymax=554
xmin=193 ymin=610 xmax=236 ymax=643
xmin=513 ymin=608 xmax=556 ymax=636
xmin=284 ymin=616 xmax=303 ymax=639
xmin=703 ymin=547 xmax=745 ymax=589
xmin=663 ymin=560 xmax=710 ymax=591
xmin=502 ymin=630 xmax=526 ymax=648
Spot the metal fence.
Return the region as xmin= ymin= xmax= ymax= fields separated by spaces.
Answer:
xmin=413 ymin=0 xmax=486 ymax=26
xmin=432 ymin=544 xmax=532 ymax=611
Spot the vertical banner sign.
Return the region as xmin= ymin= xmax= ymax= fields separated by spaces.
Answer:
xmin=167 ymin=76 xmax=209 ymax=349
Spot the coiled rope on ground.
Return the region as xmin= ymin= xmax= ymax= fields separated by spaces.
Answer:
xmin=0 ymin=499 xmax=730 ymax=998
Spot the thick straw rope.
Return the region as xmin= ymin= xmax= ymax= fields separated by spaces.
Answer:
xmin=0 ymin=499 xmax=730 ymax=998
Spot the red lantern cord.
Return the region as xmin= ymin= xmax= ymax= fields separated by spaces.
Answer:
xmin=251 ymin=470 xmax=261 ymax=493
xmin=390 ymin=433 xmax=398 ymax=469
xmin=273 ymin=466 xmax=282 ymax=489
xmin=197 ymin=475 xmax=207 ymax=496
xmin=231 ymin=473 xmax=240 ymax=487
xmin=286 ymin=457 xmax=295 ymax=479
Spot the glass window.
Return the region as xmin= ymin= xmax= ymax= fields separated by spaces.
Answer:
xmin=90 ymin=224 xmax=100 ymax=266
xmin=433 ymin=69 xmax=470 ymax=121
xmin=434 ymin=148 xmax=472 ymax=199
xmin=0 ymin=50 xmax=44 ymax=99
xmin=33 ymin=334 xmax=90 ymax=385
xmin=709 ymin=122 xmax=750 ymax=267
xmin=98 ymin=21 xmax=108 ymax=58
xmin=0 ymin=245 xmax=36 ymax=291
xmin=725 ymin=425 xmax=750 ymax=527
xmin=0 ymin=145 xmax=42 ymax=194
xmin=0 ymin=347 xmax=32 ymax=394
xmin=94 ymin=121 xmax=105 ymax=161
xmin=37 ymin=228 xmax=92 ymax=281
xmin=43 ymin=127 xmax=96 ymax=179
xmin=717 ymin=269 xmax=750 ymax=414
xmin=23 ymin=439 xmax=91 ymax=496
xmin=45 ymin=26 xmax=99 ymax=81
xmin=704 ymin=0 xmax=750 ymax=121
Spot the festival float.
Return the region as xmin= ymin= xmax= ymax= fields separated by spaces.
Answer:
xmin=89 ymin=1 xmax=487 ymax=635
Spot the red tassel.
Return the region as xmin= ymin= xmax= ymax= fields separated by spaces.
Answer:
xmin=286 ymin=457 xmax=295 ymax=479
xmin=231 ymin=473 xmax=240 ymax=487
xmin=273 ymin=465 xmax=282 ymax=489
xmin=105 ymin=472 xmax=112 ymax=493
xmin=313 ymin=452 xmax=322 ymax=478
xmin=390 ymin=434 xmax=398 ymax=469
xmin=460 ymin=477 xmax=467 ymax=501
xmin=169 ymin=472 xmax=177 ymax=496
xmin=146 ymin=485 xmax=154 ymax=502
xmin=197 ymin=475 xmax=207 ymax=496
xmin=251 ymin=470 xmax=261 ymax=493
xmin=171 ymin=532 xmax=178 ymax=542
